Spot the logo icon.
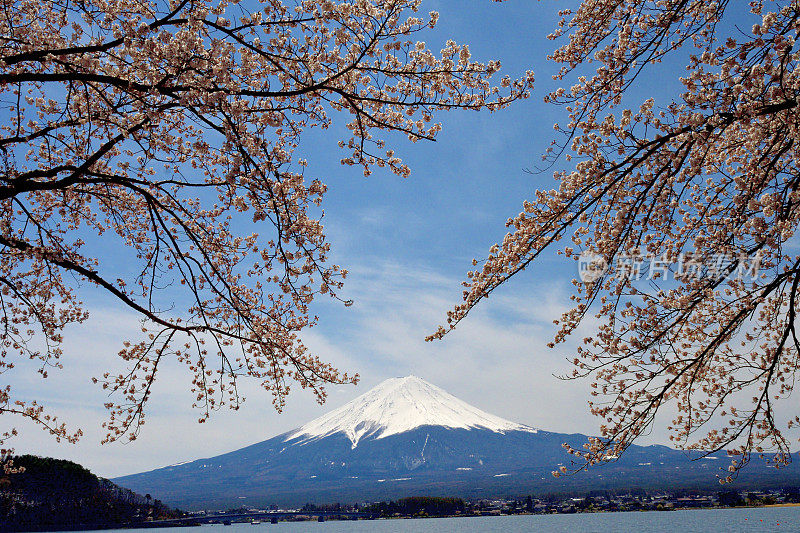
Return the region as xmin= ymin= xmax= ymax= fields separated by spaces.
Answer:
xmin=577 ymin=251 xmax=608 ymax=283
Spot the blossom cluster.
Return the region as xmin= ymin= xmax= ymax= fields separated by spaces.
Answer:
xmin=0 ymin=0 xmax=531 ymax=447
xmin=435 ymin=0 xmax=800 ymax=481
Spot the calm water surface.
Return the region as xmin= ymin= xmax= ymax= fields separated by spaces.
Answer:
xmin=57 ymin=507 xmax=800 ymax=533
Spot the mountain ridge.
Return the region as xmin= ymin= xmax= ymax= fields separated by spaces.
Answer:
xmin=113 ymin=376 xmax=800 ymax=509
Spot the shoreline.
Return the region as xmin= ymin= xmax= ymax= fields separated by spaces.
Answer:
xmin=8 ymin=503 xmax=799 ymax=532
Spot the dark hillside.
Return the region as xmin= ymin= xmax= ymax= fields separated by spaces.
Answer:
xmin=0 ymin=455 xmax=182 ymax=531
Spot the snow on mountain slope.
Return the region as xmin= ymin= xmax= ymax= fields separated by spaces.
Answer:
xmin=286 ymin=375 xmax=537 ymax=448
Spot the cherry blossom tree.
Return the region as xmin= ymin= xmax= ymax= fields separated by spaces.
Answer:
xmin=0 ymin=0 xmax=533 ymax=455
xmin=433 ymin=0 xmax=800 ymax=480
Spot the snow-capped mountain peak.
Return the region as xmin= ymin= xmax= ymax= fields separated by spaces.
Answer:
xmin=286 ymin=375 xmax=537 ymax=448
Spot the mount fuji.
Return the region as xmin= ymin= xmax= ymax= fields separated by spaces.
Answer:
xmin=285 ymin=376 xmax=536 ymax=447
xmin=114 ymin=376 xmax=800 ymax=509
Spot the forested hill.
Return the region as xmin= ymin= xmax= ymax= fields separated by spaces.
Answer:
xmin=0 ymin=455 xmax=182 ymax=531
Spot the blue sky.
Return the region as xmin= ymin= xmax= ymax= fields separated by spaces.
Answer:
xmin=6 ymin=1 xmax=694 ymax=477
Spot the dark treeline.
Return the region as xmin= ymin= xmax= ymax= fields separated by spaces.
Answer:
xmin=300 ymin=496 xmax=466 ymax=517
xmin=0 ymin=455 xmax=182 ymax=531
xmin=364 ymin=496 xmax=465 ymax=517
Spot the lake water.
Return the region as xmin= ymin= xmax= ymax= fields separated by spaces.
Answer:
xmin=62 ymin=506 xmax=800 ymax=533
